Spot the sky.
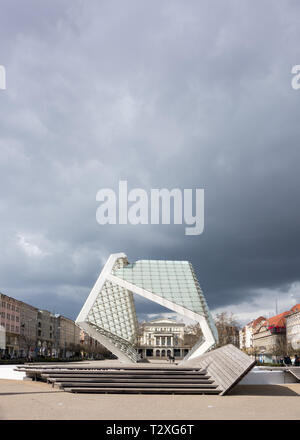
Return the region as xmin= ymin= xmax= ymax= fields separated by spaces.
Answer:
xmin=1 ymin=1 xmax=300 ymax=326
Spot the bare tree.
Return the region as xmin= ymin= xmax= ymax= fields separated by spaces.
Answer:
xmin=271 ymin=336 xmax=287 ymax=361
xmin=19 ymin=333 xmax=36 ymax=358
xmin=214 ymin=312 xmax=240 ymax=348
xmin=183 ymin=323 xmax=203 ymax=346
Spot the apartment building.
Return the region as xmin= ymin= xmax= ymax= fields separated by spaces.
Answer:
xmin=286 ymin=304 xmax=300 ymax=351
xmin=0 ymin=293 xmax=21 ymax=356
xmin=239 ymin=316 xmax=266 ymax=351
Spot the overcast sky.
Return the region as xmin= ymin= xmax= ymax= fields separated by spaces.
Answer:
xmin=1 ymin=1 xmax=300 ymax=325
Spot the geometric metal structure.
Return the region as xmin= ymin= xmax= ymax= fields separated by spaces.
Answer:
xmin=76 ymin=253 xmax=218 ymax=363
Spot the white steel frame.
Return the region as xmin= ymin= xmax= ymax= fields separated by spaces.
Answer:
xmin=76 ymin=253 xmax=217 ymax=363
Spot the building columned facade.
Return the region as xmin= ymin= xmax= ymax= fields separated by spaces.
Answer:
xmin=137 ymin=318 xmax=190 ymax=359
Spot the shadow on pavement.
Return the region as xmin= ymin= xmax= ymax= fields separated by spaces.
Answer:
xmin=229 ymin=385 xmax=299 ymax=396
xmin=0 ymin=390 xmax=63 ymax=396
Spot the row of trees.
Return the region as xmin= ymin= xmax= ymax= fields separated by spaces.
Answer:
xmin=17 ymin=332 xmax=110 ymax=359
xmin=182 ymin=312 xmax=240 ymax=348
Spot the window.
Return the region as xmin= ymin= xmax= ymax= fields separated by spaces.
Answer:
xmin=11 ymin=315 xmax=15 ymax=321
xmin=6 ymin=313 xmax=10 ymax=320
xmin=38 ymin=330 xmax=41 ymax=337
xmin=11 ymin=305 xmax=15 ymax=311
xmin=11 ymin=325 xmax=14 ymax=332
xmin=6 ymin=324 xmax=10 ymax=331
xmin=1 ymin=301 xmax=5 ymax=308
xmin=15 ymin=326 xmax=19 ymax=332
xmin=16 ymin=316 xmax=19 ymax=322
xmin=7 ymin=303 xmax=11 ymax=310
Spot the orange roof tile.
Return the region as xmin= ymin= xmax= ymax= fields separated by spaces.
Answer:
xmin=266 ymin=311 xmax=290 ymax=328
xmin=252 ymin=316 xmax=266 ymax=328
xmin=291 ymin=303 xmax=300 ymax=313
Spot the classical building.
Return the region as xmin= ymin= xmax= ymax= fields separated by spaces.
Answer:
xmin=239 ymin=316 xmax=266 ymax=351
xmin=286 ymin=304 xmax=300 ymax=351
xmin=76 ymin=253 xmax=218 ymax=363
xmin=137 ymin=318 xmax=190 ymax=359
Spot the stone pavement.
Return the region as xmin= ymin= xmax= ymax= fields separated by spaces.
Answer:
xmin=0 ymin=379 xmax=300 ymax=420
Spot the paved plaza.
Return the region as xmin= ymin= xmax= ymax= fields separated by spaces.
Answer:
xmin=0 ymin=378 xmax=300 ymax=420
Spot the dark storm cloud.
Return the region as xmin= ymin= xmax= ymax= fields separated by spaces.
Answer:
xmin=1 ymin=0 xmax=300 ymax=324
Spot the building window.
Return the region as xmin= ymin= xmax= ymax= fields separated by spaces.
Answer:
xmin=15 ymin=326 xmax=19 ymax=332
xmin=7 ymin=303 xmax=11 ymax=310
xmin=1 ymin=301 xmax=5 ymax=308
xmin=16 ymin=316 xmax=19 ymax=322
xmin=6 ymin=313 xmax=10 ymax=320
xmin=38 ymin=330 xmax=41 ymax=337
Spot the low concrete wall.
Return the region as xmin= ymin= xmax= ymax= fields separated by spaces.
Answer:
xmin=240 ymin=367 xmax=298 ymax=385
xmin=0 ymin=365 xmax=26 ymax=380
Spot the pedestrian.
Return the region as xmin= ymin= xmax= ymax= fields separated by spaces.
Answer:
xmin=284 ymin=355 xmax=292 ymax=366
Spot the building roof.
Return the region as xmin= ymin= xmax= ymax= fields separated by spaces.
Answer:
xmin=291 ymin=303 xmax=300 ymax=313
xmin=246 ymin=316 xmax=266 ymax=328
xmin=265 ymin=311 xmax=290 ymax=328
xmin=252 ymin=316 xmax=267 ymax=328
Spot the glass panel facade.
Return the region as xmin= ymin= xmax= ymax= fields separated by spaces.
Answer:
xmin=87 ymin=279 xmax=138 ymax=343
xmin=113 ymin=259 xmax=218 ymax=341
xmin=77 ymin=253 xmax=218 ymax=362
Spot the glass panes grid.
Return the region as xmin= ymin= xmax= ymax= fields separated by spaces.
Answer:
xmin=114 ymin=260 xmax=205 ymax=314
xmin=87 ymin=279 xmax=138 ymax=343
xmin=113 ymin=259 xmax=218 ymax=341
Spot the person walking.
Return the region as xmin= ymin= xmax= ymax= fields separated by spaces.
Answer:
xmin=294 ymin=354 xmax=300 ymax=366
